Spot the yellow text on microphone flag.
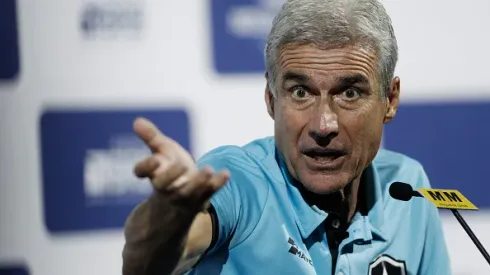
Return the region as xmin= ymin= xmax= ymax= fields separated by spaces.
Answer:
xmin=417 ymin=188 xmax=478 ymax=210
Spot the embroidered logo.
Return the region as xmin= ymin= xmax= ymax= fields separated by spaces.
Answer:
xmin=368 ymin=254 xmax=407 ymax=275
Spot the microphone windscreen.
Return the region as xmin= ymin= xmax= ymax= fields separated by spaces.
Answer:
xmin=389 ymin=182 xmax=414 ymax=201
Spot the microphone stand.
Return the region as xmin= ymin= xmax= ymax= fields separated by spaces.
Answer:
xmin=451 ymin=209 xmax=490 ymax=265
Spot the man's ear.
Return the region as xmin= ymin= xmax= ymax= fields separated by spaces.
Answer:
xmin=265 ymin=72 xmax=275 ymax=120
xmin=384 ymin=76 xmax=400 ymax=124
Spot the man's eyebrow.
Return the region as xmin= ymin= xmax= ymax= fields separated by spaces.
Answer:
xmin=282 ymin=72 xmax=309 ymax=83
xmin=334 ymin=74 xmax=370 ymax=86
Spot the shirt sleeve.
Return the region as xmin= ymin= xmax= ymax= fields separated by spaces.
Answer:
xmin=417 ymin=167 xmax=452 ymax=275
xmin=196 ymin=146 xmax=270 ymax=255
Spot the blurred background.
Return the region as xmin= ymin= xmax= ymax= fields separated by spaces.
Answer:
xmin=1 ymin=0 xmax=490 ymax=274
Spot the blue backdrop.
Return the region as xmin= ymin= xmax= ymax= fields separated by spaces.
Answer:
xmin=210 ymin=0 xmax=278 ymax=73
xmin=40 ymin=109 xmax=191 ymax=233
xmin=0 ymin=0 xmax=20 ymax=80
xmin=0 ymin=265 xmax=29 ymax=275
xmin=384 ymin=101 xmax=490 ymax=209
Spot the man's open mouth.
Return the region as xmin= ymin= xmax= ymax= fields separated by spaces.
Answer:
xmin=302 ymin=148 xmax=347 ymax=161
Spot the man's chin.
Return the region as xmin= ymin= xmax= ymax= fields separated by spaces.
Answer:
xmin=298 ymin=171 xmax=350 ymax=195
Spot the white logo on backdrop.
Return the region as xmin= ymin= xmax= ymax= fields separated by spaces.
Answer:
xmin=226 ymin=0 xmax=285 ymax=48
xmin=80 ymin=0 xmax=144 ymax=39
xmin=83 ymin=134 xmax=152 ymax=206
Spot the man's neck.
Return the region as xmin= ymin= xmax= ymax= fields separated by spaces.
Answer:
xmin=300 ymin=177 xmax=362 ymax=225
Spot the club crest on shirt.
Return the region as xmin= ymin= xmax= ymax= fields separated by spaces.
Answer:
xmin=368 ymin=254 xmax=407 ymax=275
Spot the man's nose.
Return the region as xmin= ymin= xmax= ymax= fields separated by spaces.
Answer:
xmin=308 ymin=105 xmax=339 ymax=146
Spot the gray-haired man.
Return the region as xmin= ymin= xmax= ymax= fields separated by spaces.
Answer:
xmin=122 ymin=0 xmax=451 ymax=274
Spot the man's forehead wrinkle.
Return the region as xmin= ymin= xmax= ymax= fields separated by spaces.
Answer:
xmin=280 ymin=63 xmax=376 ymax=85
xmin=281 ymin=70 xmax=373 ymax=93
xmin=278 ymin=49 xmax=378 ymax=77
xmin=281 ymin=60 xmax=375 ymax=74
xmin=278 ymin=51 xmax=377 ymax=69
xmin=277 ymin=43 xmax=377 ymax=60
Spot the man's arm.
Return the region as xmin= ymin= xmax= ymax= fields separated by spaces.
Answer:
xmin=171 ymin=211 xmax=214 ymax=274
xmin=122 ymin=118 xmax=228 ymax=275
xmin=122 ymin=198 xmax=214 ymax=275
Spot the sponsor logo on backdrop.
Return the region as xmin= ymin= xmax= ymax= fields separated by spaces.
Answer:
xmin=384 ymin=101 xmax=490 ymax=209
xmin=0 ymin=0 xmax=20 ymax=81
xmin=210 ymin=0 xmax=284 ymax=73
xmin=83 ymin=133 xmax=152 ymax=206
xmin=80 ymin=0 xmax=144 ymax=39
xmin=40 ymin=109 xmax=190 ymax=233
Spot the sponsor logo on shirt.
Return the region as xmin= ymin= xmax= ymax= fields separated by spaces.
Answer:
xmin=287 ymin=237 xmax=313 ymax=266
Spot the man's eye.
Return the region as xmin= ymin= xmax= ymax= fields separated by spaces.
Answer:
xmin=340 ymin=88 xmax=361 ymax=101
xmin=291 ymin=86 xmax=310 ymax=99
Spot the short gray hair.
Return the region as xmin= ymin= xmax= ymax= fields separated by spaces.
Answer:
xmin=264 ymin=0 xmax=398 ymax=98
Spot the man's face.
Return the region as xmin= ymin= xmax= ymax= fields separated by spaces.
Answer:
xmin=266 ymin=43 xmax=400 ymax=194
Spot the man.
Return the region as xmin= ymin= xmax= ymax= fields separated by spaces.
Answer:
xmin=122 ymin=0 xmax=451 ymax=274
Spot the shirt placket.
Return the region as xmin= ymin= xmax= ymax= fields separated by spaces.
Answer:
xmin=334 ymin=214 xmax=373 ymax=275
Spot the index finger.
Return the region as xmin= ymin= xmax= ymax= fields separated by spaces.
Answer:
xmin=133 ymin=117 xmax=173 ymax=153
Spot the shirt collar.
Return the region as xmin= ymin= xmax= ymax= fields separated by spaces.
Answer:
xmin=274 ymin=145 xmax=386 ymax=240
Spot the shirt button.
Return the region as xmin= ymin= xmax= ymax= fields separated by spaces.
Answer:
xmin=332 ymin=219 xmax=340 ymax=229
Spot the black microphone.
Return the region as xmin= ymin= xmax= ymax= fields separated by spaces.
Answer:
xmin=389 ymin=182 xmax=490 ymax=266
xmin=389 ymin=181 xmax=424 ymax=201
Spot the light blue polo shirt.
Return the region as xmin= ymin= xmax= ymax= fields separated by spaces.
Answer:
xmin=187 ymin=136 xmax=451 ymax=275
